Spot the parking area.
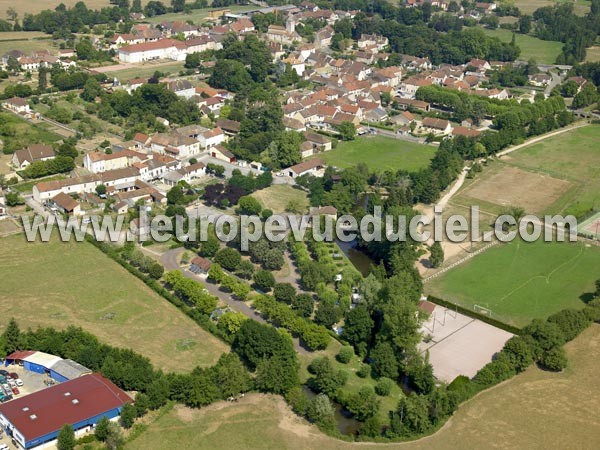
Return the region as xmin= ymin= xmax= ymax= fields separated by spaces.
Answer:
xmin=0 ymin=365 xmax=61 ymax=450
xmin=417 ymin=305 xmax=514 ymax=383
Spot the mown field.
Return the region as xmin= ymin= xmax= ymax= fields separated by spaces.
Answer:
xmin=425 ymin=239 xmax=600 ymax=328
xmin=126 ymin=324 xmax=600 ymax=450
xmin=513 ymin=0 xmax=590 ymax=15
xmin=0 ymin=233 xmax=229 ymax=372
xmin=145 ymin=5 xmax=256 ymax=24
xmin=481 ymin=27 xmax=563 ymax=64
xmin=0 ymin=0 xmax=153 ymax=18
xmin=251 ymin=184 xmax=309 ymax=214
xmin=314 ymin=136 xmax=436 ymax=173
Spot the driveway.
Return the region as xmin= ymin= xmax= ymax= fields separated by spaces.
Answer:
xmin=158 ymin=247 xmax=311 ymax=355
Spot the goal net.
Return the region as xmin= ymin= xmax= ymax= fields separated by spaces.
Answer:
xmin=474 ymin=304 xmax=492 ymax=317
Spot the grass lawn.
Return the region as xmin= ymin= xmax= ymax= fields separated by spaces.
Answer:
xmin=145 ymin=5 xmax=256 ymax=24
xmin=513 ymin=0 xmax=590 ymax=15
xmin=12 ymin=174 xmax=67 ymax=193
xmin=585 ymin=46 xmax=600 ymax=63
xmin=501 ymin=124 xmax=600 ymax=217
xmin=0 ymin=112 xmax=62 ymax=154
xmin=0 ymin=32 xmax=55 ymax=56
xmin=125 ymin=324 xmax=600 ymax=449
xmin=0 ymin=233 xmax=229 ymax=372
xmin=315 ymin=136 xmax=436 ymax=173
xmin=251 ymin=184 xmax=309 ymax=214
xmin=425 ymin=239 xmax=600 ymax=328
xmin=107 ymin=62 xmax=186 ymax=82
xmin=481 ymin=28 xmax=563 ymax=64
xmin=298 ymin=339 xmax=404 ymax=426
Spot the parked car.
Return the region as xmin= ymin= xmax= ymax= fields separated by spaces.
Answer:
xmin=0 ymin=443 xmax=8 ymax=450
xmin=8 ymin=373 xmax=18 ymax=379
xmin=11 ymin=387 xmax=18 ymax=395
xmin=15 ymin=379 xmax=23 ymax=387
xmin=0 ymin=370 xmax=8 ymax=376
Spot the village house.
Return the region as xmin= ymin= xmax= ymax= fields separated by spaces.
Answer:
xmin=50 ymin=192 xmax=82 ymax=216
xmin=529 ymin=73 xmax=552 ymax=87
xmin=162 ymin=161 xmax=206 ymax=186
xmin=286 ymin=158 xmax=326 ymax=178
xmin=150 ymin=133 xmax=202 ymax=158
xmin=12 ymin=144 xmax=55 ymax=169
xmin=421 ymin=117 xmax=453 ymax=135
xmin=83 ymin=150 xmax=144 ymax=174
xmin=2 ymin=97 xmax=31 ymax=116
xmin=304 ymin=131 xmax=333 ymax=152
xmin=209 ymin=145 xmax=236 ymax=163
xmin=198 ymin=127 xmax=226 ymax=149
xmin=167 ymin=80 xmax=196 ymax=99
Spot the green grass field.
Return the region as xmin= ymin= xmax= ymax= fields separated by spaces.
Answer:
xmin=481 ymin=28 xmax=563 ymax=64
xmin=513 ymin=0 xmax=590 ymax=15
xmin=107 ymin=62 xmax=186 ymax=82
xmin=425 ymin=239 xmax=600 ymax=328
xmin=0 ymin=233 xmax=229 ymax=372
xmin=145 ymin=5 xmax=256 ymax=24
xmin=126 ymin=325 xmax=600 ymax=450
xmin=0 ymin=112 xmax=62 ymax=154
xmin=251 ymin=185 xmax=309 ymax=214
xmin=315 ymin=136 xmax=436 ymax=173
xmin=503 ymin=125 xmax=600 ymax=217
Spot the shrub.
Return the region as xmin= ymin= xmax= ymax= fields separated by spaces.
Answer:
xmin=336 ymin=346 xmax=354 ymax=364
xmin=375 ymin=377 xmax=394 ymax=396
xmin=540 ymin=347 xmax=567 ymax=371
xmin=253 ymin=270 xmax=275 ymax=292
xmin=214 ymin=248 xmax=242 ymax=271
xmin=357 ymin=364 xmax=370 ymax=378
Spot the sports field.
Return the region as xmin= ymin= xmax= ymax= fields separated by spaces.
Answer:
xmin=0 ymin=233 xmax=229 ymax=372
xmin=314 ymin=136 xmax=436 ymax=173
xmin=452 ymin=125 xmax=600 ymax=218
xmin=500 ymin=125 xmax=600 ymax=218
xmin=425 ymin=239 xmax=600 ymax=328
xmin=481 ymin=28 xmax=563 ymax=64
xmin=126 ymin=324 xmax=600 ymax=450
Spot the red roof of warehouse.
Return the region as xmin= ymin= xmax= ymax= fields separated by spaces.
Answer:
xmin=0 ymin=373 xmax=132 ymax=442
xmin=5 ymin=350 xmax=36 ymax=360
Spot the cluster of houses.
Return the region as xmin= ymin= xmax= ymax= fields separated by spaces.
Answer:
xmin=31 ymin=119 xmax=243 ymax=213
xmin=0 ymin=49 xmax=76 ymax=72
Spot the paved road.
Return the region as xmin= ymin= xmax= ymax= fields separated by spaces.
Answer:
xmin=157 ymin=247 xmax=312 ymax=355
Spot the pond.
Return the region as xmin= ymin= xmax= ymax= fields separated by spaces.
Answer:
xmin=335 ymin=239 xmax=374 ymax=277
xmin=302 ymin=386 xmax=362 ymax=436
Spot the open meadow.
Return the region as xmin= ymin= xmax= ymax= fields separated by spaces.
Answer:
xmin=513 ymin=0 xmax=590 ymax=15
xmin=314 ymin=136 xmax=436 ymax=173
xmin=251 ymin=184 xmax=309 ymax=214
xmin=0 ymin=233 xmax=229 ymax=372
xmin=425 ymin=239 xmax=600 ymax=328
xmin=0 ymin=1 xmax=153 ymax=19
xmin=126 ymin=324 xmax=600 ymax=450
xmin=481 ymin=28 xmax=563 ymax=64
xmin=145 ymin=5 xmax=256 ymax=24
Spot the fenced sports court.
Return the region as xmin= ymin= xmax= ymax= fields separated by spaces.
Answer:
xmin=579 ymin=211 xmax=600 ymax=240
xmin=418 ymin=304 xmax=514 ymax=382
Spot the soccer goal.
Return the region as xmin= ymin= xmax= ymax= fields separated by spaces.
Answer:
xmin=474 ymin=304 xmax=492 ymax=318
